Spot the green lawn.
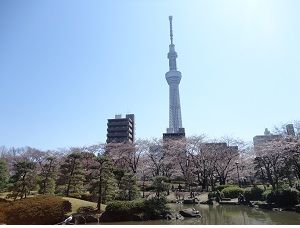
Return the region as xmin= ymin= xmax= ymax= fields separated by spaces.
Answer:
xmin=0 ymin=192 xmax=106 ymax=215
xmin=62 ymin=197 xmax=106 ymax=214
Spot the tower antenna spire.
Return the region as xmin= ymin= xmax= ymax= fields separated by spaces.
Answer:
xmin=169 ymin=15 xmax=173 ymax=44
xmin=164 ymin=15 xmax=184 ymax=136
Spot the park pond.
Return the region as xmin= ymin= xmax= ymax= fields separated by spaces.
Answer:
xmin=96 ymin=203 xmax=300 ymax=225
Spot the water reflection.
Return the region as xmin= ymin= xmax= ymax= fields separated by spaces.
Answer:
xmin=96 ymin=204 xmax=300 ymax=225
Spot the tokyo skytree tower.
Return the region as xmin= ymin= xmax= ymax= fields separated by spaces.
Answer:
xmin=165 ymin=16 xmax=184 ymax=134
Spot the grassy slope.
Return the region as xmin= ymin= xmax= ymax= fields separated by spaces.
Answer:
xmin=0 ymin=193 xmax=106 ymax=215
xmin=62 ymin=197 xmax=106 ymax=214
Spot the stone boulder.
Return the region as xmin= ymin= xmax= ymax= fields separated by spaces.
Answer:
xmin=84 ymin=215 xmax=99 ymax=223
xmin=179 ymin=208 xmax=202 ymax=218
xmin=295 ymin=204 xmax=300 ymax=213
xmin=165 ymin=212 xmax=184 ymax=220
xmin=183 ymin=198 xmax=198 ymax=204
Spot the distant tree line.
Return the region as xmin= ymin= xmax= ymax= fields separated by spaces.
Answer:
xmin=0 ymin=121 xmax=300 ymax=205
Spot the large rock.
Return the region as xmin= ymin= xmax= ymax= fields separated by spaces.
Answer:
xmin=183 ymin=198 xmax=198 ymax=204
xmin=165 ymin=212 xmax=184 ymax=220
xmin=84 ymin=215 xmax=99 ymax=223
xmin=74 ymin=215 xmax=87 ymax=225
xmin=295 ymin=204 xmax=300 ymax=213
xmin=179 ymin=208 xmax=202 ymax=218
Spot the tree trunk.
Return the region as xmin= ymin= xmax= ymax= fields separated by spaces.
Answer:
xmin=97 ymin=170 xmax=102 ymax=211
xmin=66 ymin=158 xmax=76 ymax=197
xmin=21 ymin=172 xmax=27 ymax=199
xmin=219 ymin=177 xmax=226 ymax=185
xmin=142 ymin=178 xmax=145 ymax=198
xmin=42 ymin=159 xmax=53 ymax=194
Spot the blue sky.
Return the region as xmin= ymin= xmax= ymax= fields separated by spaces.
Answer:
xmin=0 ymin=0 xmax=299 ymax=150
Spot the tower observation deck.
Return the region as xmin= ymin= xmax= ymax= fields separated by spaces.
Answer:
xmin=163 ymin=16 xmax=185 ymax=140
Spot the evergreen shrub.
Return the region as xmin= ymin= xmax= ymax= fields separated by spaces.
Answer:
xmin=266 ymin=188 xmax=300 ymax=206
xmin=0 ymin=195 xmax=71 ymax=225
xmin=221 ymin=186 xmax=245 ymax=199
xmin=102 ymin=197 xmax=169 ymax=222
xmin=262 ymin=189 xmax=272 ymax=201
xmin=215 ymin=185 xmax=236 ymax=191
xmin=208 ymin=191 xmax=224 ymax=199
xmin=143 ymin=197 xmax=169 ymax=219
xmin=105 ymin=200 xmax=144 ymax=214
xmin=80 ymin=193 xmax=97 ymax=202
xmin=77 ymin=206 xmax=96 ymax=214
xmin=244 ymin=187 xmax=264 ymax=201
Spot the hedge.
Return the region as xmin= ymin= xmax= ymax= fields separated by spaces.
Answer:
xmin=77 ymin=206 xmax=96 ymax=214
xmin=101 ymin=197 xmax=169 ymax=222
xmin=142 ymin=197 xmax=169 ymax=219
xmin=105 ymin=200 xmax=144 ymax=214
xmin=244 ymin=187 xmax=264 ymax=201
xmin=208 ymin=191 xmax=224 ymax=199
xmin=0 ymin=198 xmax=9 ymax=223
xmin=215 ymin=185 xmax=236 ymax=192
xmin=262 ymin=189 xmax=272 ymax=201
xmin=0 ymin=195 xmax=71 ymax=225
xmin=266 ymin=188 xmax=300 ymax=207
xmin=221 ymin=186 xmax=245 ymax=199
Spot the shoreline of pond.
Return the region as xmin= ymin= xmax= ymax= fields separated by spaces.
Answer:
xmin=91 ymin=203 xmax=300 ymax=225
xmin=78 ymin=202 xmax=300 ymax=225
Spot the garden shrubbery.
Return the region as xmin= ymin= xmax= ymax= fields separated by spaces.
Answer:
xmin=0 ymin=199 xmax=9 ymax=224
xmin=215 ymin=185 xmax=236 ymax=192
xmin=80 ymin=193 xmax=97 ymax=202
xmin=262 ymin=189 xmax=272 ymax=201
xmin=101 ymin=197 xmax=170 ymax=222
xmin=144 ymin=186 xmax=156 ymax=191
xmin=244 ymin=187 xmax=264 ymax=201
xmin=221 ymin=186 xmax=245 ymax=199
xmin=266 ymin=188 xmax=300 ymax=207
xmin=208 ymin=191 xmax=224 ymax=199
xmin=105 ymin=200 xmax=144 ymax=214
xmin=0 ymin=195 xmax=71 ymax=225
xmin=142 ymin=197 xmax=169 ymax=219
xmin=77 ymin=206 xmax=96 ymax=214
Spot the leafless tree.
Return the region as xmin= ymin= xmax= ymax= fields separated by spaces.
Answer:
xmin=105 ymin=140 xmax=145 ymax=174
xmin=254 ymin=138 xmax=287 ymax=189
xmin=163 ymin=138 xmax=194 ymax=188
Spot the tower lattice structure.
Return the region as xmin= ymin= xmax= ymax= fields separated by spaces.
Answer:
xmin=165 ymin=16 xmax=184 ymax=134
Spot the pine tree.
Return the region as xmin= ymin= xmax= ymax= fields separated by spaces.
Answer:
xmin=57 ymin=152 xmax=85 ymax=197
xmin=89 ymin=155 xmax=116 ymax=210
xmin=118 ymin=172 xmax=139 ymax=201
xmin=151 ymin=176 xmax=170 ymax=198
xmin=9 ymin=161 xmax=37 ymax=200
xmin=38 ymin=157 xmax=57 ymax=194
xmin=0 ymin=159 xmax=8 ymax=192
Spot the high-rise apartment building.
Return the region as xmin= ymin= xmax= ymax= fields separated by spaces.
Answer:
xmin=253 ymin=124 xmax=296 ymax=153
xmin=106 ymin=114 xmax=135 ymax=143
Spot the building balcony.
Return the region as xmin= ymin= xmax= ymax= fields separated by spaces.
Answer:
xmin=107 ymin=121 xmax=129 ymax=127
xmin=107 ymin=126 xmax=130 ymax=133
xmin=107 ymin=132 xmax=130 ymax=137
